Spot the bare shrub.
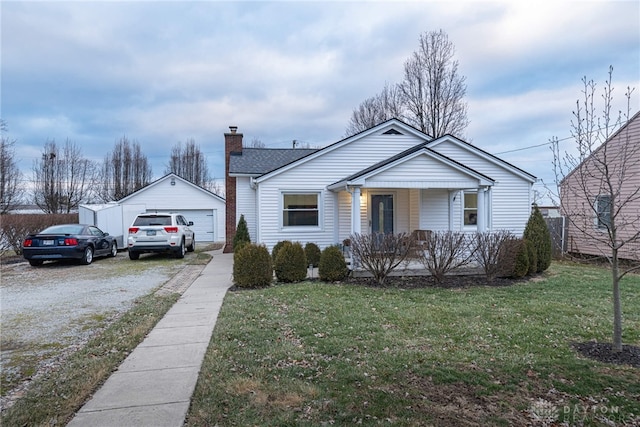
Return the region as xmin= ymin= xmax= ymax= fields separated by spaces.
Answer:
xmin=420 ymin=230 xmax=475 ymax=284
xmin=473 ymin=230 xmax=515 ymax=281
xmin=1 ymin=213 xmax=78 ymax=255
xmin=350 ymin=232 xmax=415 ymax=286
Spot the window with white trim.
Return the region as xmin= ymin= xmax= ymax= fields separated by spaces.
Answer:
xmin=463 ymin=192 xmax=477 ymax=226
xmin=282 ymin=193 xmax=319 ymax=227
xmin=595 ymin=194 xmax=611 ymax=229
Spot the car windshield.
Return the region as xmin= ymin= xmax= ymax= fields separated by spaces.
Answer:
xmin=40 ymin=224 xmax=85 ymax=235
xmin=133 ymin=215 xmax=172 ymax=226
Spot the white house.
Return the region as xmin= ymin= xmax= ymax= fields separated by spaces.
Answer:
xmin=224 ymin=120 xmax=536 ymax=252
xmin=119 ymin=173 xmax=226 ymax=243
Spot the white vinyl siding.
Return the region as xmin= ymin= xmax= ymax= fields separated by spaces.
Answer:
xmin=420 ymin=189 xmax=450 ymax=231
xmin=428 ymin=140 xmax=532 ymax=236
xmin=236 ymin=177 xmax=257 ymax=242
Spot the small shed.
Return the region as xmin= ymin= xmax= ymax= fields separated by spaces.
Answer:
xmin=118 ymin=173 xmax=226 ymax=243
xmin=79 ymin=202 xmax=146 ymax=248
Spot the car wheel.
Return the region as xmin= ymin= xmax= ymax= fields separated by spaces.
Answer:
xmin=28 ymin=260 xmax=44 ymax=267
xmin=109 ymin=242 xmax=118 ymax=257
xmin=128 ymin=250 xmax=140 ymax=260
xmin=187 ymin=235 xmax=195 ymax=252
xmin=80 ymin=246 xmax=94 ymax=265
xmin=175 ymin=239 xmax=185 ymax=259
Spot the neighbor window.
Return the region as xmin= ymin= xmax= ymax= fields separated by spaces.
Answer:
xmin=595 ymin=195 xmax=611 ymax=229
xmin=282 ymin=193 xmax=319 ymax=227
xmin=463 ymin=192 xmax=478 ymax=226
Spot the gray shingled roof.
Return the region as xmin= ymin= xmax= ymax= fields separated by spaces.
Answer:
xmin=229 ymin=148 xmax=319 ymax=175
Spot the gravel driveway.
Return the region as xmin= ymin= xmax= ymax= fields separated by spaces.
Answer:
xmin=0 ymin=251 xmax=191 ymax=410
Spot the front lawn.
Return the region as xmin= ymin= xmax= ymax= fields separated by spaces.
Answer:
xmin=187 ymin=262 xmax=640 ymax=426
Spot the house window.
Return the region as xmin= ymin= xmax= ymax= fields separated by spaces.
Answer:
xmin=595 ymin=195 xmax=611 ymax=229
xmin=282 ymin=193 xmax=319 ymax=227
xmin=463 ymin=192 xmax=477 ymax=226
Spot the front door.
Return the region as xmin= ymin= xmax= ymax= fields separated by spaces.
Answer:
xmin=371 ymin=194 xmax=394 ymax=234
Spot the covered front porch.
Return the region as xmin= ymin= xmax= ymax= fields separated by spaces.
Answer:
xmin=332 ymin=185 xmax=494 ymax=245
xmin=327 ymin=144 xmax=495 ymax=243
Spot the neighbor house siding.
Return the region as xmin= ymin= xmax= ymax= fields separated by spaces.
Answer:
xmin=561 ymin=112 xmax=640 ymax=261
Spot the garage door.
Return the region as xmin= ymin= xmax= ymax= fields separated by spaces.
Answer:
xmin=146 ymin=209 xmax=217 ymax=242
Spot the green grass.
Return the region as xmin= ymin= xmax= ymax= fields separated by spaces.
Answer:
xmin=186 ymin=262 xmax=640 ymax=426
xmin=0 ymin=292 xmax=179 ymax=426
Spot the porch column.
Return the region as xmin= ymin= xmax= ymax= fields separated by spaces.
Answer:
xmin=476 ymin=187 xmax=486 ymax=232
xmin=351 ymin=187 xmax=361 ymax=235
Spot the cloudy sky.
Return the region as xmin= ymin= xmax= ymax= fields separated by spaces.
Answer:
xmin=2 ymin=1 xmax=639 ymax=201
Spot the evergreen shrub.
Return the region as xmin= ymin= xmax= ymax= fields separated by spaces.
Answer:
xmin=525 ymin=239 xmax=537 ymax=276
xmin=233 ymin=243 xmax=272 ymax=288
xmin=523 ymin=205 xmax=552 ymax=272
xmin=319 ymin=245 xmax=348 ymax=282
xmin=304 ymin=242 xmax=321 ymax=267
xmin=512 ymin=239 xmax=530 ymax=278
xmin=274 ymin=241 xmax=307 ymax=282
xmin=271 ymin=240 xmax=291 ymax=262
xmin=233 ymin=214 xmax=251 ymax=252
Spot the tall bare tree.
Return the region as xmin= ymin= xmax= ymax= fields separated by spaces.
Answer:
xmin=552 ymin=66 xmax=638 ymax=352
xmin=345 ymin=82 xmax=405 ymax=136
xmin=0 ymin=120 xmax=24 ymax=214
xmin=401 ymin=29 xmax=468 ymax=137
xmin=98 ymin=136 xmax=153 ymax=201
xmin=32 ymin=139 xmax=96 ymax=213
xmin=166 ymin=139 xmax=210 ymax=188
xmin=346 ymin=30 xmax=468 ymax=137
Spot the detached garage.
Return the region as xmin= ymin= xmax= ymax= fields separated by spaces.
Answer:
xmin=118 ymin=173 xmax=226 ymax=243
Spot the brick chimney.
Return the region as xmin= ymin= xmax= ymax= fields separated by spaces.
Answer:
xmin=224 ymin=126 xmax=243 ymax=253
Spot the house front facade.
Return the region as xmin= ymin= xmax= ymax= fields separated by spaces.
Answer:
xmin=224 ymin=120 xmax=536 ymax=252
xmin=560 ymin=111 xmax=640 ymax=261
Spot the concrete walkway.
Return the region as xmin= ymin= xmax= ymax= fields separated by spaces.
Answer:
xmin=68 ymin=250 xmax=233 ymax=427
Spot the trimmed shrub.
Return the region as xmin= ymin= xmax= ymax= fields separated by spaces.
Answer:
xmin=523 ymin=205 xmax=552 ymax=273
xmin=274 ymin=241 xmax=307 ymax=283
xmin=233 ymin=214 xmax=251 ymax=252
xmin=512 ymin=239 xmax=530 ymax=278
xmin=319 ymin=245 xmax=348 ymax=282
xmin=271 ymin=240 xmax=291 ymax=262
xmin=525 ymin=239 xmax=537 ymax=276
xmin=473 ymin=230 xmax=515 ymax=281
xmin=233 ymin=243 xmax=272 ymax=288
xmin=304 ymin=242 xmax=321 ymax=267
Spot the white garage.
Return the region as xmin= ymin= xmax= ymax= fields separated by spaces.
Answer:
xmin=118 ymin=173 xmax=226 ymax=243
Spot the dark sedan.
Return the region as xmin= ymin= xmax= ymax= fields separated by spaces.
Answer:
xmin=22 ymin=224 xmax=118 ymax=267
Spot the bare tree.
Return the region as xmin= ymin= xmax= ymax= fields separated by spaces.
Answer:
xmin=401 ymin=29 xmax=469 ymax=137
xmin=166 ymin=139 xmax=210 ymax=187
xmin=345 ymin=30 xmax=468 ymax=138
xmin=246 ymin=138 xmax=266 ymax=148
xmin=419 ymin=230 xmax=475 ymax=284
xmin=98 ymin=136 xmax=153 ymax=201
xmin=350 ymin=232 xmax=414 ymax=286
xmin=552 ymin=66 xmax=638 ymax=352
xmin=32 ymin=139 xmax=96 ymax=213
xmin=0 ymin=120 xmax=24 ymax=213
xmin=345 ymin=82 xmax=405 ymax=135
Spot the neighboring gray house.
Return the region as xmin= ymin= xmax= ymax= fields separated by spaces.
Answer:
xmin=224 ymin=119 xmax=536 ymax=252
xmin=119 ymin=173 xmax=226 ymax=243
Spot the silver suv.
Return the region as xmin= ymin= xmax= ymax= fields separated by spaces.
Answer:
xmin=127 ymin=213 xmax=195 ymax=260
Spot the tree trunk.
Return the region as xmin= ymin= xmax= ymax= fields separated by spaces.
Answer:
xmin=611 ymin=247 xmax=622 ymax=352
